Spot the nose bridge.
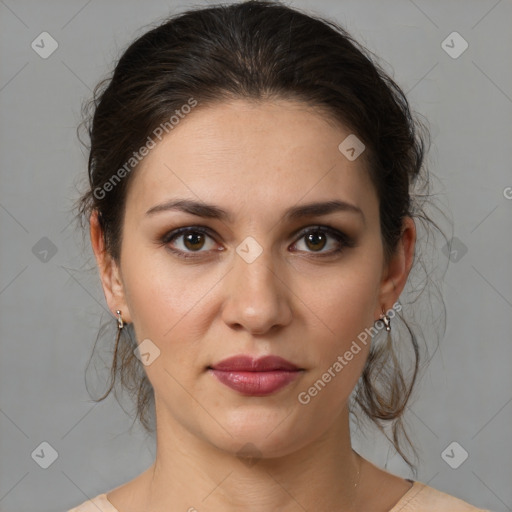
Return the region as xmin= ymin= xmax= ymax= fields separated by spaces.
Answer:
xmin=222 ymin=238 xmax=292 ymax=334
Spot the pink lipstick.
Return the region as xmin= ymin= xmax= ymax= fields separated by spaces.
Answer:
xmin=208 ymin=355 xmax=303 ymax=396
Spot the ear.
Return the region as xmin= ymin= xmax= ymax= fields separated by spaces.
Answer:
xmin=375 ymin=216 xmax=416 ymax=319
xmin=89 ymin=210 xmax=132 ymax=324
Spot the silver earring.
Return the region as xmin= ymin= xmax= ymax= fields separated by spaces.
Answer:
xmin=116 ymin=309 xmax=124 ymax=330
xmin=381 ymin=310 xmax=391 ymax=332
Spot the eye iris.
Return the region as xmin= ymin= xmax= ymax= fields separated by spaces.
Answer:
xmin=305 ymin=231 xmax=326 ymax=251
xmin=184 ymin=232 xmax=205 ymax=251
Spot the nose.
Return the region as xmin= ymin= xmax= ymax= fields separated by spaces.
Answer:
xmin=221 ymin=248 xmax=293 ymax=335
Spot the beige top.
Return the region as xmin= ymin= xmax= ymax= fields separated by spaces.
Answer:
xmin=66 ymin=481 xmax=491 ymax=511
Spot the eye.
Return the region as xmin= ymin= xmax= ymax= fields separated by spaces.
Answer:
xmin=160 ymin=227 xmax=219 ymax=259
xmin=159 ymin=224 xmax=355 ymax=260
xmin=291 ymin=226 xmax=355 ymax=256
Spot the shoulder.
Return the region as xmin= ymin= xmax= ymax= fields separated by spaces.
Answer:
xmin=67 ymin=492 xmax=119 ymax=512
xmin=390 ymin=481 xmax=491 ymax=512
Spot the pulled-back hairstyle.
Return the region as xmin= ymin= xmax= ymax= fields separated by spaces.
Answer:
xmin=75 ymin=0 xmax=449 ymax=474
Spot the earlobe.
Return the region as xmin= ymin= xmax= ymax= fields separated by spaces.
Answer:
xmin=89 ymin=210 xmax=132 ymax=324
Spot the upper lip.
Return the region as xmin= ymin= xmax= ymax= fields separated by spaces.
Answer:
xmin=209 ymin=355 xmax=301 ymax=371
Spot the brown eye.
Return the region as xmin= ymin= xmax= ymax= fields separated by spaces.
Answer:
xmin=183 ymin=231 xmax=206 ymax=251
xmin=161 ymin=227 xmax=218 ymax=258
xmin=292 ymin=226 xmax=355 ymax=256
xmin=304 ymin=231 xmax=327 ymax=252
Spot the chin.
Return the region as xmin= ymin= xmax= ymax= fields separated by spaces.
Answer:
xmin=204 ymin=414 xmax=310 ymax=460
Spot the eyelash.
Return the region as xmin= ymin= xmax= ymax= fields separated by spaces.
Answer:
xmin=159 ymin=225 xmax=356 ymax=260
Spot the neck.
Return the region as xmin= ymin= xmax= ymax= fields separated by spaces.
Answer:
xmin=140 ymin=400 xmax=362 ymax=512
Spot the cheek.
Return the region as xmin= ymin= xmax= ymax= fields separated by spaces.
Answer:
xmin=119 ymin=249 xmax=215 ymax=415
xmin=119 ymin=247 xmax=228 ymax=405
xmin=297 ymin=258 xmax=381 ymax=345
xmin=292 ymin=254 xmax=381 ymax=407
xmin=121 ymin=243 xmax=220 ymax=339
xmin=294 ymin=276 xmax=377 ymax=420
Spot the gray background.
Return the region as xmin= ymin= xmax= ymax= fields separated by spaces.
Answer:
xmin=0 ymin=1 xmax=511 ymax=511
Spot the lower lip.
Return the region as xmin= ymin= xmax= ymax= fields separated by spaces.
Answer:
xmin=209 ymin=369 xmax=301 ymax=396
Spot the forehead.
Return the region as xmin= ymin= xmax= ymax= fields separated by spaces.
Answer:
xmin=125 ymin=99 xmax=377 ymax=219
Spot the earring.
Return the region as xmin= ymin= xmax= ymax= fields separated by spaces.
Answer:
xmin=116 ymin=309 xmax=124 ymax=330
xmin=380 ymin=309 xmax=391 ymax=332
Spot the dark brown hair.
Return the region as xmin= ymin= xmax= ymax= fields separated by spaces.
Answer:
xmin=75 ymin=0 xmax=449 ymax=474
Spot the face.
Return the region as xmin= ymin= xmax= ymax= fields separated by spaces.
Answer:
xmin=91 ymin=99 xmax=415 ymax=458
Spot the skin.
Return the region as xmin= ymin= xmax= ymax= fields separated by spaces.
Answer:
xmin=90 ymin=98 xmax=416 ymax=511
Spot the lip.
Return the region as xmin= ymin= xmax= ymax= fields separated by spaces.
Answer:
xmin=208 ymin=355 xmax=303 ymax=396
xmin=210 ymin=355 xmax=300 ymax=372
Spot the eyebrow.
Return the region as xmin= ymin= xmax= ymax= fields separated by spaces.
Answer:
xmin=145 ymin=198 xmax=365 ymax=224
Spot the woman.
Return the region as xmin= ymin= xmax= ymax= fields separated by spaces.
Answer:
xmin=68 ymin=1 xmax=490 ymax=510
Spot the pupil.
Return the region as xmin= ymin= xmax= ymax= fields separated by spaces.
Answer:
xmin=306 ymin=231 xmax=326 ymax=251
xmin=184 ymin=232 xmax=204 ymax=250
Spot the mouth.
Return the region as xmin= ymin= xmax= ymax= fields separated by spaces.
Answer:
xmin=207 ymin=355 xmax=304 ymax=396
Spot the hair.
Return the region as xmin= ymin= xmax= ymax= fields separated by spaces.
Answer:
xmin=74 ymin=0 xmax=450 ymax=475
